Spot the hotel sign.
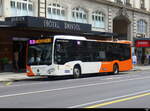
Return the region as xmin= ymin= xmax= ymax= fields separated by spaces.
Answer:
xmin=5 ymin=16 xmax=91 ymax=32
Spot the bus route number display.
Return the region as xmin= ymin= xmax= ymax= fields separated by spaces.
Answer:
xmin=29 ymin=38 xmax=52 ymax=45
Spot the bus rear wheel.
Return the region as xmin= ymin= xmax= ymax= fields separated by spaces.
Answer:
xmin=113 ymin=64 xmax=119 ymax=74
xmin=73 ymin=65 xmax=81 ymax=78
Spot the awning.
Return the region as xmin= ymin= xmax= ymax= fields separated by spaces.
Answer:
xmin=0 ymin=16 xmax=117 ymax=39
xmin=133 ymin=37 xmax=150 ymax=47
xmin=5 ymin=16 xmax=91 ymax=33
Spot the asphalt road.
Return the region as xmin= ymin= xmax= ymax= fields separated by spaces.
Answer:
xmin=0 ymin=70 xmax=150 ymax=108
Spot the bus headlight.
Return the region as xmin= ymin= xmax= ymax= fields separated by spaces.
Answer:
xmin=47 ymin=68 xmax=55 ymax=74
xmin=26 ymin=69 xmax=30 ymax=73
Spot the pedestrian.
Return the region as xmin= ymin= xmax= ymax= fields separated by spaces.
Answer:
xmin=149 ymin=55 xmax=150 ymax=65
xmin=132 ymin=54 xmax=137 ymax=67
xmin=141 ymin=54 xmax=145 ymax=65
xmin=14 ymin=51 xmax=19 ymax=72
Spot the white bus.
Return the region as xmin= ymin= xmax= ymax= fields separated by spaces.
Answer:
xmin=26 ymin=35 xmax=132 ymax=78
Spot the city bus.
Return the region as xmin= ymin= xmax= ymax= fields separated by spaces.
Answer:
xmin=26 ymin=35 xmax=133 ymax=78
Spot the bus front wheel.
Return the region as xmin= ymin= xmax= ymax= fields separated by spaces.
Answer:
xmin=113 ymin=64 xmax=119 ymax=74
xmin=73 ymin=65 xmax=81 ymax=78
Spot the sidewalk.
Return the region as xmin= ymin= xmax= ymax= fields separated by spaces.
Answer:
xmin=0 ymin=65 xmax=150 ymax=82
xmin=0 ymin=72 xmax=41 ymax=82
xmin=132 ymin=65 xmax=150 ymax=71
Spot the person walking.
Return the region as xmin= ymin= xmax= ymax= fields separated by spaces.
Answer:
xmin=132 ymin=54 xmax=137 ymax=69
xmin=14 ymin=51 xmax=19 ymax=72
xmin=149 ymin=54 xmax=150 ymax=65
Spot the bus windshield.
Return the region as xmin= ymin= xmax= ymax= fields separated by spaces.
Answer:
xmin=27 ymin=43 xmax=53 ymax=65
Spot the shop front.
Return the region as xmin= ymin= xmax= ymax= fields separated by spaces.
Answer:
xmin=134 ymin=38 xmax=150 ymax=65
xmin=0 ymin=16 xmax=92 ymax=72
xmin=0 ymin=16 xmax=116 ymax=72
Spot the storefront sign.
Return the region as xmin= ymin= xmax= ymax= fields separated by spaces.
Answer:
xmin=135 ymin=40 xmax=150 ymax=47
xmin=43 ymin=20 xmax=60 ymax=29
xmin=43 ymin=19 xmax=85 ymax=31
xmin=64 ymin=22 xmax=80 ymax=31
xmin=8 ymin=17 xmax=26 ymax=23
xmin=5 ymin=16 xmax=91 ymax=32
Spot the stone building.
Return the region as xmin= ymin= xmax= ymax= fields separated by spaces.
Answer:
xmin=0 ymin=0 xmax=150 ymax=40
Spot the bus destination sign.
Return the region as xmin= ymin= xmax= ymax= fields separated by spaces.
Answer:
xmin=29 ymin=38 xmax=52 ymax=45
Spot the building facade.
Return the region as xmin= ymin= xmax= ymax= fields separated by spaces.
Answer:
xmin=0 ymin=0 xmax=150 ymax=40
xmin=0 ymin=0 xmax=150 ymax=72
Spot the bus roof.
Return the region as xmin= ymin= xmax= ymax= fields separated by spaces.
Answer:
xmin=54 ymin=35 xmax=131 ymax=44
xmin=54 ymin=35 xmax=87 ymax=40
xmin=115 ymin=40 xmax=132 ymax=44
xmin=96 ymin=40 xmax=132 ymax=44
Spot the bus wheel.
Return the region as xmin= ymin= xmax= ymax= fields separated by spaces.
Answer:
xmin=73 ymin=65 xmax=81 ymax=78
xmin=113 ymin=64 xmax=119 ymax=74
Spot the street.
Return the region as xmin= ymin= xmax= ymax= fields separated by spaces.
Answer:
xmin=0 ymin=70 xmax=150 ymax=108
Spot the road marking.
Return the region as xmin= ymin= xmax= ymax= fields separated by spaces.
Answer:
xmin=0 ymin=73 xmax=149 ymax=89
xmin=69 ymin=89 xmax=150 ymax=108
xmin=86 ymin=92 xmax=150 ymax=108
xmin=0 ymin=76 xmax=150 ymax=99
xmin=2 ymin=81 xmax=13 ymax=86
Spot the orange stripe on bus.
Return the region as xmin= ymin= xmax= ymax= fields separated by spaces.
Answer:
xmin=99 ymin=59 xmax=132 ymax=73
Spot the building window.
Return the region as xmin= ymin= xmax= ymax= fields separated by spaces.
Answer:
xmin=10 ymin=1 xmax=16 ymax=8
xmin=140 ymin=0 xmax=145 ymax=9
xmin=72 ymin=7 xmax=88 ymax=23
xmin=0 ymin=0 xmax=2 ymax=16
xmin=115 ymin=0 xmax=131 ymax=7
xmin=47 ymin=3 xmax=66 ymax=20
xmin=123 ymin=0 xmax=131 ymax=6
xmin=122 ymin=0 xmax=130 ymax=4
xmin=0 ymin=0 xmax=3 ymax=12
xmin=0 ymin=0 xmax=2 ymax=5
xmin=17 ymin=2 xmax=22 ymax=9
xmin=115 ymin=0 xmax=123 ymax=4
xmin=92 ymin=11 xmax=105 ymax=28
xmin=10 ymin=0 xmax=33 ymax=16
xmin=137 ymin=19 xmax=147 ymax=34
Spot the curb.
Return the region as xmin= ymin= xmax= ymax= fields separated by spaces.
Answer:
xmin=0 ymin=77 xmax=28 ymax=82
xmin=0 ymin=68 xmax=150 ymax=82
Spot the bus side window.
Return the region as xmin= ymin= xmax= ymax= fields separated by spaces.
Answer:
xmin=55 ymin=42 xmax=65 ymax=64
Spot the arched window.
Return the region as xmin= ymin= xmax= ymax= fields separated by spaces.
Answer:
xmin=0 ymin=0 xmax=2 ymax=16
xmin=47 ymin=3 xmax=65 ymax=20
xmin=72 ymin=7 xmax=88 ymax=23
xmin=137 ymin=19 xmax=147 ymax=34
xmin=92 ymin=11 xmax=105 ymax=28
xmin=10 ymin=0 xmax=33 ymax=16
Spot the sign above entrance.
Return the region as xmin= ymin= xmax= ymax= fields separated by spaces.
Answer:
xmin=135 ymin=40 xmax=150 ymax=47
xmin=5 ymin=16 xmax=91 ymax=33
